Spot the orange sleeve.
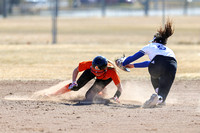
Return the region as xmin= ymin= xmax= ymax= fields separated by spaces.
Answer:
xmin=78 ymin=61 xmax=92 ymax=72
xmin=109 ymin=70 xmax=121 ymax=85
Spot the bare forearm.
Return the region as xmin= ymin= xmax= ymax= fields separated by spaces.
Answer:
xmin=72 ymin=67 xmax=79 ymax=82
xmin=114 ymin=83 xmax=122 ymax=98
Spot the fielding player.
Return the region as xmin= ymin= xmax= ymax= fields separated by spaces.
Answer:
xmin=116 ymin=18 xmax=177 ymax=108
xmin=48 ymin=55 xmax=122 ymax=103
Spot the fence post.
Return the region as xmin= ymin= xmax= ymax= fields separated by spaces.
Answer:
xmin=52 ymin=0 xmax=59 ymax=44
xmin=184 ymin=0 xmax=189 ymax=15
xmin=3 ymin=0 xmax=7 ymax=18
xmin=101 ymin=0 xmax=106 ymax=17
xmin=144 ymin=0 xmax=149 ymax=16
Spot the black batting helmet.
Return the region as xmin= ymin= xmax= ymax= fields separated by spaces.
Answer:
xmin=92 ymin=56 xmax=108 ymax=70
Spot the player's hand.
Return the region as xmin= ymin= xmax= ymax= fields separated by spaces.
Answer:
xmin=115 ymin=56 xmax=130 ymax=72
xmin=69 ymin=81 xmax=78 ymax=89
xmin=125 ymin=64 xmax=134 ymax=68
xmin=110 ymin=96 xmax=120 ymax=103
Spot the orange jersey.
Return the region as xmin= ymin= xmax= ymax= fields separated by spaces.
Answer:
xmin=78 ymin=61 xmax=120 ymax=85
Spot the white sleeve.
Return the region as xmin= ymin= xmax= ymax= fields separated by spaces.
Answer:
xmin=140 ymin=45 xmax=150 ymax=55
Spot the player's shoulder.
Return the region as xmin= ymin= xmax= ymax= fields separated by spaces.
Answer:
xmin=80 ymin=61 xmax=92 ymax=63
xmin=107 ymin=67 xmax=117 ymax=74
xmin=79 ymin=61 xmax=92 ymax=66
xmin=141 ymin=43 xmax=152 ymax=50
xmin=146 ymin=43 xmax=162 ymax=49
xmin=142 ymin=43 xmax=152 ymax=48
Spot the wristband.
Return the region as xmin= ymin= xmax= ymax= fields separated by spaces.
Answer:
xmin=114 ymin=90 xmax=121 ymax=98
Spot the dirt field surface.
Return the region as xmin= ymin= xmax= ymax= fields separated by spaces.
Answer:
xmin=0 ymin=79 xmax=199 ymax=133
xmin=0 ymin=16 xmax=199 ymax=133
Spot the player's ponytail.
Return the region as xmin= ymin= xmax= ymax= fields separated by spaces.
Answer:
xmin=153 ymin=18 xmax=174 ymax=45
xmin=156 ymin=18 xmax=174 ymax=45
xmin=107 ymin=60 xmax=119 ymax=73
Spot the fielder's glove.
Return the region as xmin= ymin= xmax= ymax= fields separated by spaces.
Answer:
xmin=115 ymin=55 xmax=130 ymax=72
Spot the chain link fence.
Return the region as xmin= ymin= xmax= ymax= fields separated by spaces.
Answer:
xmin=0 ymin=0 xmax=200 ymax=18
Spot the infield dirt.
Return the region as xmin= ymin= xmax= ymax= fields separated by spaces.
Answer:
xmin=0 ymin=79 xmax=200 ymax=133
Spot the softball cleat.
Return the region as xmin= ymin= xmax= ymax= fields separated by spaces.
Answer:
xmin=142 ymin=94 xmax=159 ymax=108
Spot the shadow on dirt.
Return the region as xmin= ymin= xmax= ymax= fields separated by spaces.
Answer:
xmin=61 ymin=99 xmax=142 ymax=109
xmin=3 ymin=93 xmax=142 ymax=109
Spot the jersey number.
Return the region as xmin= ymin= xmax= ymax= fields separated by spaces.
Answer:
xmin=157 ymin=45 xmax=166 ymax=50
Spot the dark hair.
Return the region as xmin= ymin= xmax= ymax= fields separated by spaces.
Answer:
xmin=154 ymin=18 xmax=174 ymax=45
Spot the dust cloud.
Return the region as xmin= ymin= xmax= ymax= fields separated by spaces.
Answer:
xmin=4 ymin=80 xmax=177 ymax=105
xmin=4 ymin=80 xmax=87 ymax=102
xmin=30 ymin=80 xmax=87 ymax=102
xmin=29 ymin=80 xmax=154 ymax=104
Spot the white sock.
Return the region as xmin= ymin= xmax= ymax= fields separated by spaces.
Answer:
xmin=155 ymin=88 xmax=159 ymax=93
